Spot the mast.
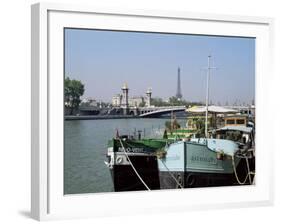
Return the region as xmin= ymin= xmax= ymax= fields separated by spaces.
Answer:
xmin=205 ymin=55 xmax=216 ymax=137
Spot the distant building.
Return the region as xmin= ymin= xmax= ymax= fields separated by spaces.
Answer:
xmin=112 ymin=83 xmax=152 ymax=109
xmin=129 ymin=96 xmax=145 ymax=107
xmin=80 ymin=97 xmax=97 ymax=107
xmin=112 ymin=94 xmax=122 ymax=107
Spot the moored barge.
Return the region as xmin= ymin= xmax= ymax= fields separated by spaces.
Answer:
xmin=105 ymin=136 xmax=174 ymax=191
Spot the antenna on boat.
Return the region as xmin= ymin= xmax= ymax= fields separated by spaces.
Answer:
xmin=115 ymin=128 xmax=120 ymax=138
xmin=171 ymin=110 xmax=173 ymax=132
xmin=204 ymin=55 xmax=217 ymax=138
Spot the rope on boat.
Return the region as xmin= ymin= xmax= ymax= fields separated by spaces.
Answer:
xmin=159 ymin=159 xmax=184 ymax=189
xmin=118 ymin=138 xmax=151 ymax=191
xmin=231 ymin=155 xmax=254 ymax=185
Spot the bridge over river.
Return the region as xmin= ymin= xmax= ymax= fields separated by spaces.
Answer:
xmin=74 ymin=105 xmax=186 ymax=119
xmin=138 ymin=106 xmax=186 ymax=118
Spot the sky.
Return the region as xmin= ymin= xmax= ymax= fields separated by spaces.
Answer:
xmin=64 ymin=28 xmax=255 ymax=105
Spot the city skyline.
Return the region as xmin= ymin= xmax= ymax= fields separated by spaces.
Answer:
xmin=65 ymin=28 xmax=255 ymax=105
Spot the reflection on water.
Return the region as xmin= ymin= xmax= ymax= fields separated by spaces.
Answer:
xmin=64 ymin=118 xmax=186 ymax=194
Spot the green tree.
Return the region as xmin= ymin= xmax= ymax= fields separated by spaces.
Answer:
xmin=139 ymin=101 xmax=146 ymax=107
xmin=149 ymin=97 xmax=203 ymax=107
xmin=150 ymin=98 xmax=165 ymax=107
xmin=165 ymin=118 xmax=181 ymax=131
xmin=193 ymin=117 xmax=205 ymax=137
xmin=65 ymin=77 xmax=85 ymax=115
xmin=169 ymin=96 xmax=190 ymax=106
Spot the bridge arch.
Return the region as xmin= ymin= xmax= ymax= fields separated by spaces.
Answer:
xmin=139 ymin=106 xmax=186 ymax=118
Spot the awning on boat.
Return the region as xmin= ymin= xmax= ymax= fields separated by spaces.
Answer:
xmin=186 ymin=105 xmax=238 ymax=114
xmin=214 ymin=125 xmax=253 ymax=134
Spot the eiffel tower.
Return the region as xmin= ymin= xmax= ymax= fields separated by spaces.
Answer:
xmin=175 ymin=67 xmax=182 ymax=100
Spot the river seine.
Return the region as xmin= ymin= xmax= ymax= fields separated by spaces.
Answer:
xmin=64 ymin=118 xmax=186 ymax=194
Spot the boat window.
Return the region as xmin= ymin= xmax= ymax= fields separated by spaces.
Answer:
xmin=236 ymin=119 xmax=245 ymax=124
xmin=226 ymin=119 xmax=235 ymax=124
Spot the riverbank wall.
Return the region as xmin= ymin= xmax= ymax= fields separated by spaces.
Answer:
xmin=65 ymin=115 xmax=139 ymax=120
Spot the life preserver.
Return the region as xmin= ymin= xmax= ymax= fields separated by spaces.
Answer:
xmin=186 ymin=174 xmax=195 ymax=187
xmin=116 ymin=156 xmax=123 ymax=164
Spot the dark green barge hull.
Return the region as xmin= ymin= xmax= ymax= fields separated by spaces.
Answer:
xmin=107 ymin=137 xmax=173 ymax=191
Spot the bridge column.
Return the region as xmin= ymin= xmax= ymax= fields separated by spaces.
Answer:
xmin=121 ymin=83 xmax=129 ymax=115
xmin=146 ymin=88 xmax=152 ymax=107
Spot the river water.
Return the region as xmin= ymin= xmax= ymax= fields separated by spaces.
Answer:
xmin=64 ymin=118 xmax=186 ymax=194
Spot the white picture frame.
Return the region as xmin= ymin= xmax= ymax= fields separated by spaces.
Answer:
xmin=31 ymin=2 xmax=274 ymax=221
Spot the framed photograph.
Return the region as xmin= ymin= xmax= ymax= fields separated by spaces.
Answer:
xmin=31 ymin=2 xmax=274 ymax=221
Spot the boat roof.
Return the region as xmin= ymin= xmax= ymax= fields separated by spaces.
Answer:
xmin=186 ymin=105 xmax=238 ymax=114
xmin=224 ymin=114 xmax=248 ymax=118
xmin=214 ymin=125 xmax=253 ymax=133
